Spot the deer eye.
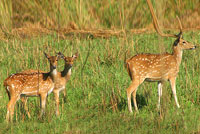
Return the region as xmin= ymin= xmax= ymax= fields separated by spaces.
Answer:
xmin=182 ymin=41 xmax=186 ymax=44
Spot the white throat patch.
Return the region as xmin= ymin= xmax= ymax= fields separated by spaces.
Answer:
xmin=52 ymin=69 xmax=57 ymax=75
xmin=68 ymin=68 xmax=72 ymax=75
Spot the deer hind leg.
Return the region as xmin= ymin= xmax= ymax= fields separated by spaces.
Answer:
xmin=6 ymin=88 xmax=11 ymax=100
xmin=6 ymin=99 xmax=12 ymax=122
xmin=6 ymin=94 xmax=19 ymax=122
xmin=157 ymin=82 xmax=163 ymax=108
xmin=40 ymin=93 xmax=47 ymax=118
xmin=53 ymin=90 xmax=60 ymax=116
xmin=21 ymin=96 xmax=31 ymax=118
xmin=169 ymin=77 xmax=180 ymax=108
xmin=132 ymin=88 xmax=138 ymax=112
xmin=127 ymin=79 xmax=144 ymax=113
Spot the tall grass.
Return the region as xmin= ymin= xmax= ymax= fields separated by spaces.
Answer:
xmin=0 ymin=31 xmax=199 ymax=133
xmin=0 ymin=0 xmax=200 ymax=30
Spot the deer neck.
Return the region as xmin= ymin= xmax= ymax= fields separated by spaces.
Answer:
xmin=49 ymin=68 xmax=58 ymax=82
xmin=173 ymin=46 xmax=183 ymax=66
xmin=61 ymin=64 xmax=72 ymax=80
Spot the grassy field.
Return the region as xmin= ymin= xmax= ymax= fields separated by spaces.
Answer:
xmin=0 ymin=0 xmax=200 ymax=133
xmin=1 ymin=0 xmax=200 ymax=31
xmin=0 ymin=31 xmax=199 ymax=133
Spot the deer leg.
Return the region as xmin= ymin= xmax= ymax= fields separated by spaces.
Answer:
xmin=53 ymin=90 xmax=60 ymax=116
xmin=132 ymin=88 xmax=138 ymax=111
xmin=6 ymin=100 xmax=12 ymax=122
xmin=157 ymin=82 xmax=163 ymax=108
xmin=127 ymin=83 xmax=134 ymax=113
xmin=6 ymin=95 xmax=19 ymax=122
xmin=127 ymin=79 xmax=143 ymax=113
xmin=21 ymin=96 xmax=31 ymax=118
xmin=40 ymin=94 xmax=47 ymax=118
xmin=169 ymin=78 xmax=180 ymax=108
xmin=6 ymin=88 xmax=11 ymax=100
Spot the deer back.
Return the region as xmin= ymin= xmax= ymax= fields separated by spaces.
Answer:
xmin=4 ymin=71 xmax=54 ymax=96
xmin=126 ymin=53 xmax=179 ymax=81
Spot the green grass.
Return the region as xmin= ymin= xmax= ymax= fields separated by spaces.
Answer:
xmin=0 ymin=31 xmax=200 ymax=133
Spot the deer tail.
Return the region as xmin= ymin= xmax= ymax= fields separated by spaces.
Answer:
xmin=124 ymin=51 xmax=132 ymax=80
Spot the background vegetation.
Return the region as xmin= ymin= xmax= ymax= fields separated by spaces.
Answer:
xmin=0 ymin=0 xmax=200 ymax=133
xmin=0 ymin=0 xmax=200 ymax=30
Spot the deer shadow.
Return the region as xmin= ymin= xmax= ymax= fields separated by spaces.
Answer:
xmin=117 ymin=94 xmax=147 ymax=111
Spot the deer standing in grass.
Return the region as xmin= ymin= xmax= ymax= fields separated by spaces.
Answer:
xmin=125 ymin=0 xmax=197 ymax=113
xmin=19 ymin=52 xmax=78 ymax=116
xmin=4 ymin=53 xmax=61 ymax=122
xmin=53 ymin=52 xmax=78 ymax=115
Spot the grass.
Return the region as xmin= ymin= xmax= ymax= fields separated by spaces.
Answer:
xmin=0 ymin=31 xmax=199 ymax=133
xmin=1 ymin=0 xmax=200 ymax=30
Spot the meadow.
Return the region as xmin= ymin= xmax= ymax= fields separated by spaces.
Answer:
xmin=0 ymin=0 xmax=200 ymax=133
xmin=0 ymin=31 xmax=199 ymax=133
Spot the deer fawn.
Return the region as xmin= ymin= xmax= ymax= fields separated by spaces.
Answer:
xmin=125 ymin=0 xmax=197 ymax=113
xmin=4 ymin=53 xmax=61 ymax=122
xmin=19 ymin=52 xmax=78 ymax=116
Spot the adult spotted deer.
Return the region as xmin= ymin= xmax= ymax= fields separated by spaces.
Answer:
xmin=4 ymin=53 xmax=61 ymax=122
xmin=19 ymin=52 xmax=78 ymax=116
xmin=125 ymin=0 xmax=197 ymax=113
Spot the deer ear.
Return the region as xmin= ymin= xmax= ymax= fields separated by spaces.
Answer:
xmin=179 ymin=32 xmax=183 ymax=39
xmin=57 ymin=52 xmax=65 ymax=59
xmin=44 ymin=52 xmax=50 ymax=59
xmin=173 ymin=37 xmax=180 ymax=46
xmin=72 ymin=52 xmax=78 ymax=59
xmin=176 ymin=31 xmax=183 ymax=39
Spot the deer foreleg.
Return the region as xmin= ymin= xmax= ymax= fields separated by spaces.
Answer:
xmin=157 ymin=82 xmax=163 ymax=108
xmin=53 ymin=90 xmax=60 ymax=116
xmin=170 ymin=78 xmax=180 ymax=108
xmin=40 ymin=94 xmax=47 ymax=118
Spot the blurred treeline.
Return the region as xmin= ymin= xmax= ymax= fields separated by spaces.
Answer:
xmin=0 ymin=0 xmax=200 ymax=31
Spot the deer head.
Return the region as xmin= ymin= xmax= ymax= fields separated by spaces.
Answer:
xmin=44 ymin=52 xmax=61 ymax=70
xmin=58 ymin=52 xmax=78 ymax=67
xmin=173 ymin=35 xmax=197 ymax=50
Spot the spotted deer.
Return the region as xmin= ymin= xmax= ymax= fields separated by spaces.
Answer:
xmin=53 ymin=52 xmax=78 ymax=115
xmin=4 ymin=53 xmax=61 ymax=122
xmin=125 ymin=0 xmax=197 ymax=113
xmin=19 ymin=52 xmax=78 ymax=116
